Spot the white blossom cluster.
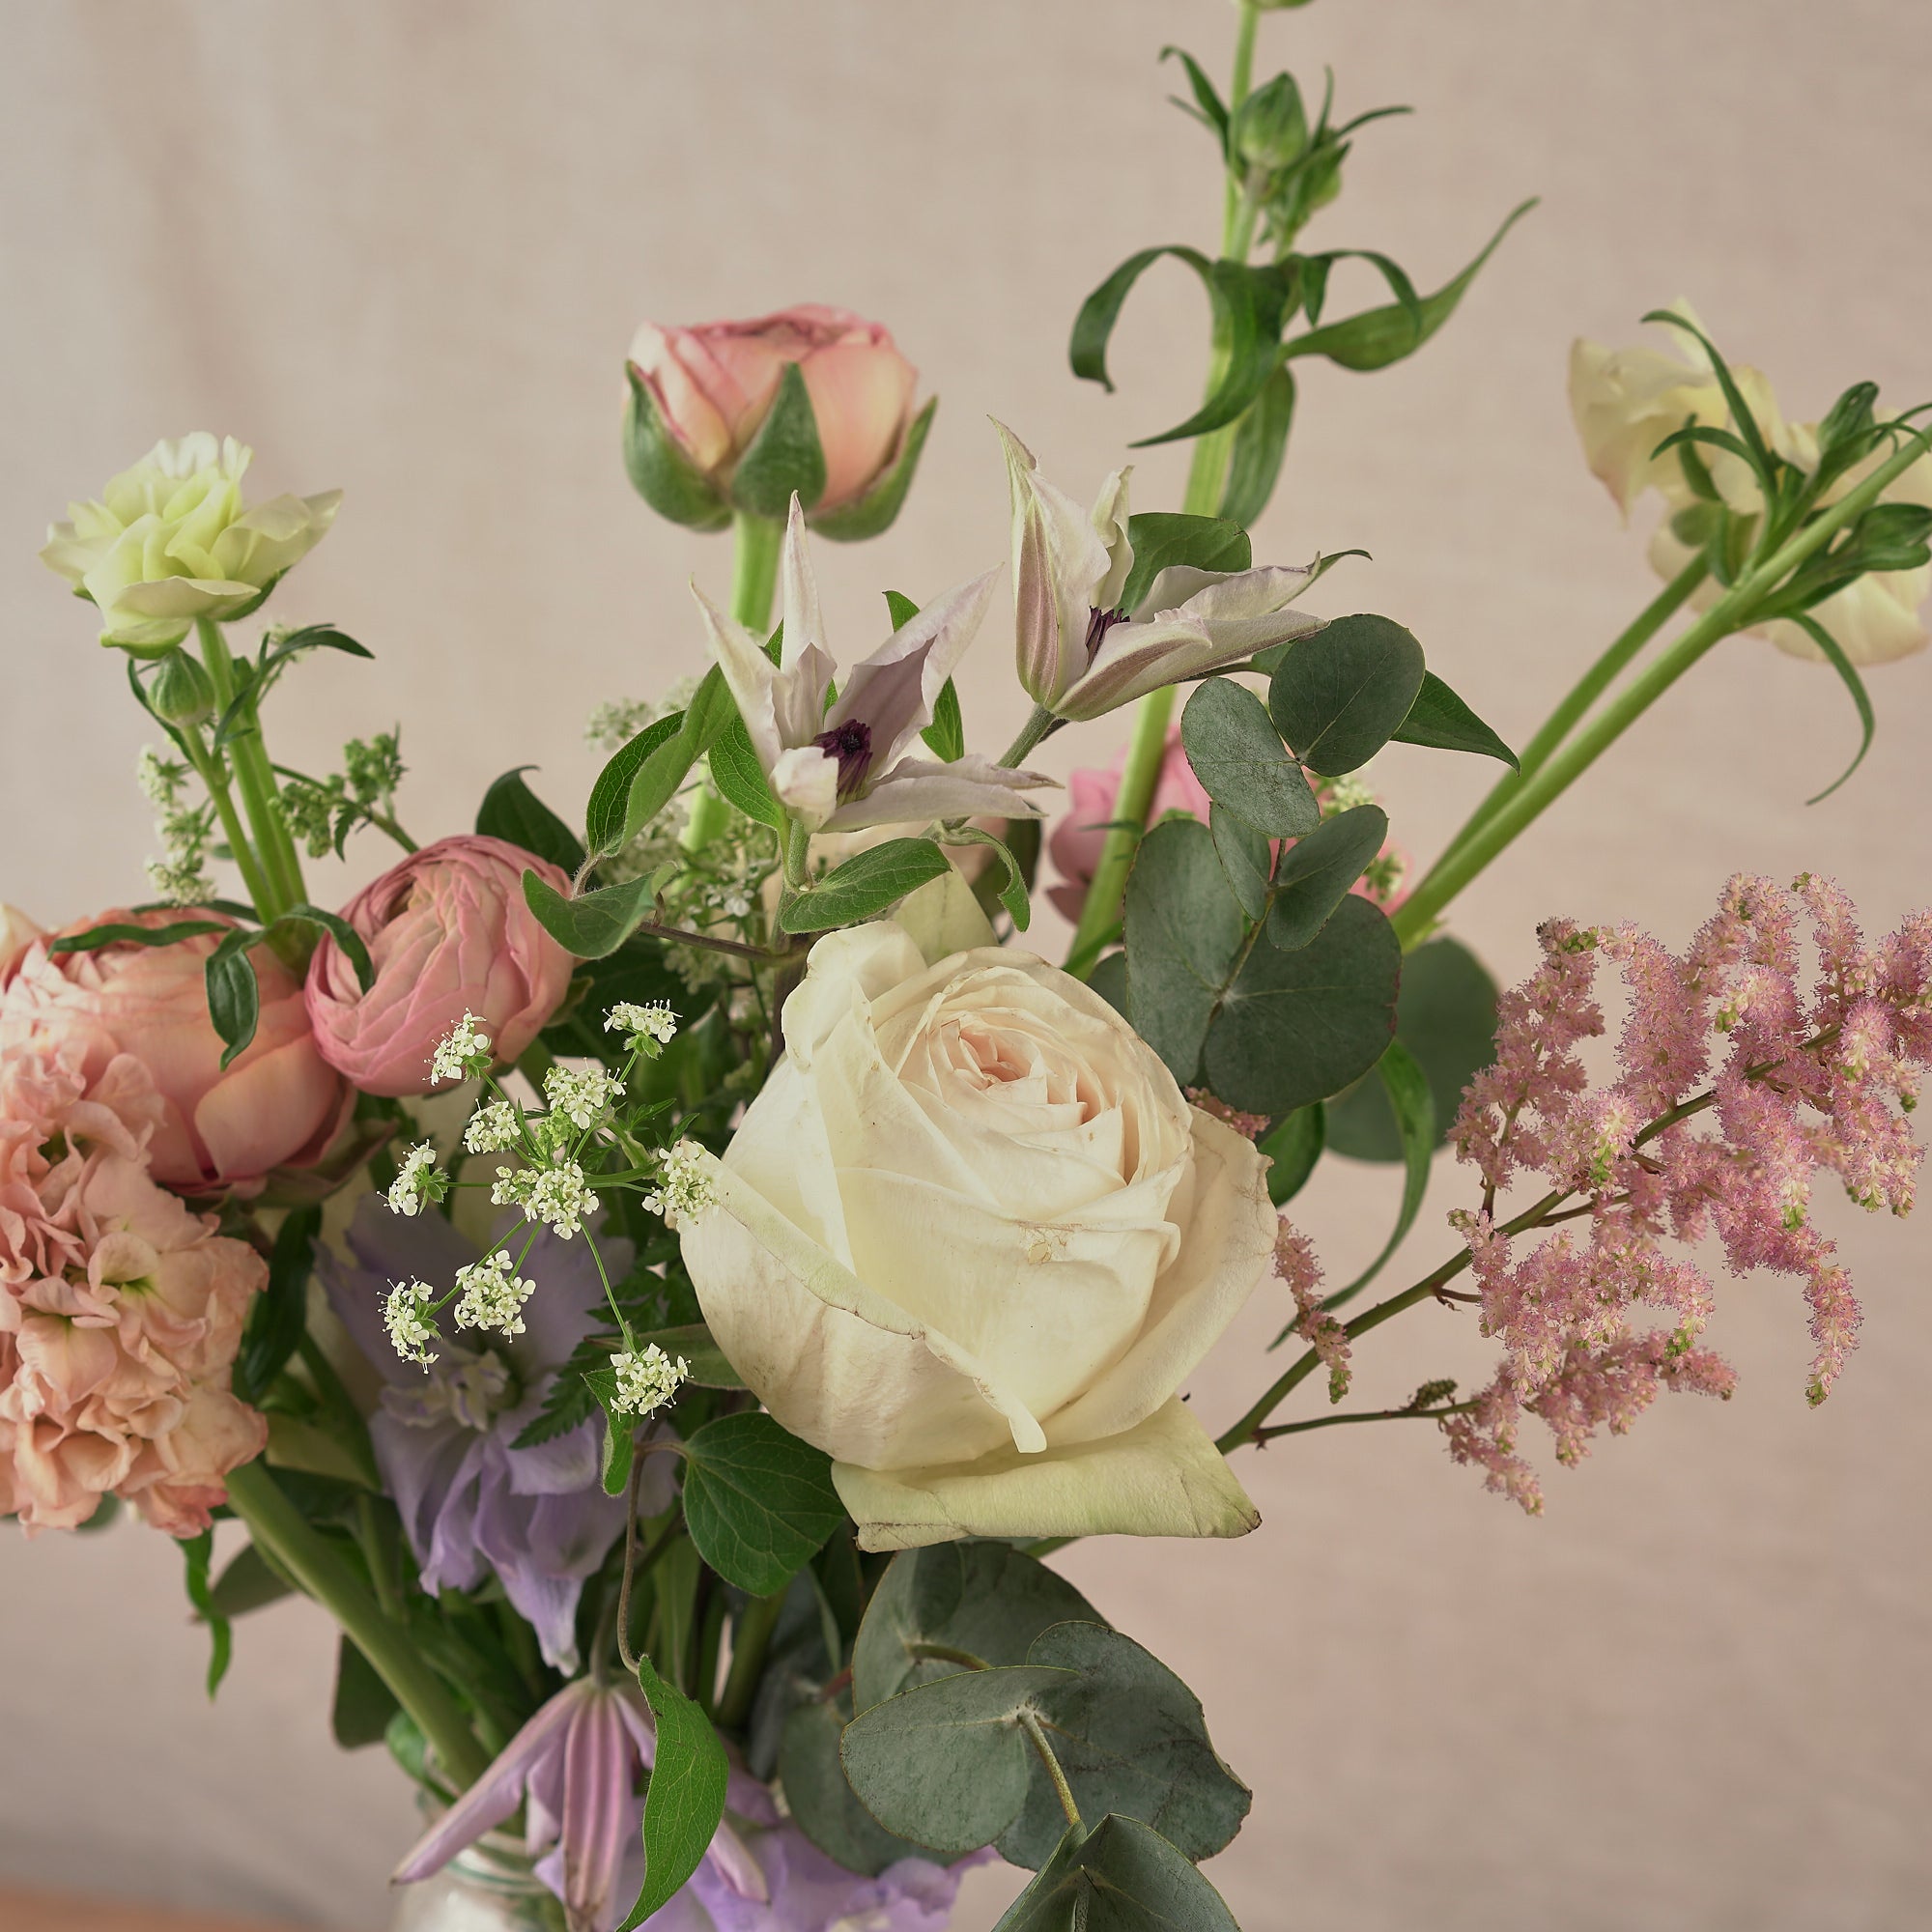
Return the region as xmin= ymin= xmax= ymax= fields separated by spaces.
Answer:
xmin=641 ymin=1139 xmax=719 ymax=1221
xmin=387 ymin=1141 xmax=448 ymax=1216
xmin=463 ymin=1098 xmax=524 ymax=1154
xmin=605 ymin=1001 xmax=679 ymax=1052
xmin=609 ymin=1343 xmax=691 ymax=1417
xmin=384 ymin=1279 xmax=441 ymax=1369
xmin=544 ymin=1064 xmax=620 ymax=1131
xmin=430 ymin=1012 xmax=494 ymax=1086
xmin=493 ymin=1156 xmax=598 ymax=1240
xmin=453 ymin=1251 xmax=536 ymax=1338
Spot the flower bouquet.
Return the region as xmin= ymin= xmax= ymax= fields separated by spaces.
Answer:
xmin=9 ymin=7 xmax=1932 ymax=1930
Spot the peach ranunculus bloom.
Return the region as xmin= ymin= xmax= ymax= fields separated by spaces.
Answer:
xmin=0 ymin=908 xmax=347 ymax=1194
xmin=0 ymin=1038 xmax=269 ymax=1534
xmin=305 ymin=835 xmax=575 ymax=1099
xmin=630 ymin=305 xmax=919 ymax=514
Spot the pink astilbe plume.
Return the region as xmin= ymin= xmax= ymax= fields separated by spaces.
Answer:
xmin=1274 ymin=1221 xmax=1350 ymax=1402
xmin=1441 ymin=874 xmax=1930 ymax=1511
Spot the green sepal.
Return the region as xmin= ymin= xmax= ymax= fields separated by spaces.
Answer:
xmin=729 ymin=362 xmax=828 ymax=518
xmin=811 ymin=396 xmax=938 ymax=541
xmin=623 ymin=361 xmax=732 ymax=531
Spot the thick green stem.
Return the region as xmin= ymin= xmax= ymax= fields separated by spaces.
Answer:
xmin=1433 ymin=555 xmax=1708 ymax=879
xmin=1064 ymin=685 xmax=1174 ymax=979
xmin=178 ymin=721 xmax=276 ymax=917
xmin=196 ymin=619 xmax=305 ymax=922
xmin=999 ymin=703 xmax=1059 ymax=773
xmin=714 ymin=1589 xmax=786 ymax=1730
xmin=224 ymin=1462 xmax=490 ymax=1786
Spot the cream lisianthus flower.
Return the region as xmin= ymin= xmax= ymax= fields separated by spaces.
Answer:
xmin=1571 ymin=304 xmax=1932 ymax=666
xmin=41 ymin=434 xmax=341 ymax=652
xmin=676 ymin=874 xmax=1275 ymax=1550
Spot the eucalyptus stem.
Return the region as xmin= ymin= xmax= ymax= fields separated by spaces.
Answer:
xmin=223 ymin=1461 xmax=490 ymax=1787
xmin=1019 ymin=1711 xmax=1083 ymax=1832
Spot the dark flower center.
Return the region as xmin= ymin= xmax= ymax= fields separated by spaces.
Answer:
xmin=1084 ymin=605 xmax=1126 ymax=665
xmin=813 ymin=719 xmax=873 ymax=798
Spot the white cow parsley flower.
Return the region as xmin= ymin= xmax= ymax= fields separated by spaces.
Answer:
xmin=453 ymin=1251 xmax=536 ymax=1338
xmin=544 ymin=1065 xmax=621 ymax=1131
xmin=494 ymin=1157 xmax=598 ymax=1240
xmin=384 ymin=1279 xmax=441 ymax=1369
xmin=464 ymin=1099 xmax=524 ymax=1154
xmin=605 ymin=1001 xmax=679 ymax=1052
xmin=641 ymin=1140 xmax=718 ymax=1221
xmin=387 ymin=1141 xmax=447 ymax=1216
xmin=430 ymin=1011 xmax=494 ymax=1086
xmin=610 ymin=1344 xmax=691 ymax=1417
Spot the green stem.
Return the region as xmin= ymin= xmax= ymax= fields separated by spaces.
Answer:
xmin=1432 ymin=555 xmax=1707 ymax=879
xmin=223 ymin=1462 xmax=490 ymax=1786
xmin=1064 ymin=686 xmax=1175 ymax=978
xmin=196 ymin=619 xmax=305 ymax=922
xmin=1254 ymin=1401 xmax=1474 ymax=1442
xmin=1019 ymin=1711 xmax=1083 ymax=1832
xmin=178 ymin=720 xmax=276 ymax=917
xmin=715 ymin=1588 xmax=785 ymax=1729
xmin=999 ymin=703 xmax=1059 ymax=773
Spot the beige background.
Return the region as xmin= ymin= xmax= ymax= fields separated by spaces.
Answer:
xmin=4 ymin=2 xmax=1931 ymax=1927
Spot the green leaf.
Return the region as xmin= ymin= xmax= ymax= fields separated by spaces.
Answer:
xmin=653 ymin=1538 xmax=702 ymax=1691
xmin=1260 ymin=1102 xmax=1324 ymax=1206
xmin=1159 ymin=44 xmax=1231 ymax=156
xmin=1180 ymin=676 xmax=1319 ymax=837
xmin=780 ymin=838 xmax=952 ymax=934
xmin=623 ymin=667 xmax=737 ymax=848
xmin=945 ymin=827 xmax=1031 ymax=930
xmin=1787 ymin=612 xmax=1876 ymax=804
xmin=1265 ymin=804 xmax=1388 ymax=950
xmin=476 ymin=767 xmax=586 ymax=873
xmin=1268 ymin=612 xmax=1426 ymax=776
xmin=852 ymin=1543 xmax=1104 ymax=1713
xmin=1122 ymin=818 xmax=1246 ymax=1088
xmin=48 ymin=918 xmax=227 ymax=955
xmin=812 ymin=395 xmax=938 ymax=541
xmin=1204 ymin=893 xmax=1400 ymax=1115
xmin=681 ymin=1411 xmax=844 ymax=1595
xmin=211 ymin=626 xmax=374 ymax=748
xmin=1218 ymin=362 xmax=1296 ymax=529
xmin=180 ymin=1530 xmax=232 ymax=1698
xmin=883 ymin=590 xmax=922 ymax=632
xmin=623 ymin=362 xmax=731 ymax=532
xmin=922 ymin=678 xmax=966 ymax=762
xmin=1391 ymin=670 xmax=1519 ymax=769
xmin=524 ymin=869 xmax=656 ymax=961
xmin=1324 ymin=934 xmax=1499 ymax=1162
xmin=1118 ymin=513 xmax=1253 ymax=617
xmin=207 ymin=1542 xmax=294 ymax=1621
xmin=280 ymin=904 xmax=374 ymax=992
xmin=205 ymin=927 xmax=263 ymax=1069
xmin=995 ymin=1813 xmax=1241 ymax=1932
xmin=780 ymin=1698 xmax=931 ymax=1878
xmin=332 ymin=1634 xmax=399 ymax=1749
xmin=1641 ymin=307 xmax=1776 ymax=487
xmin=1088 ymin=950 xmax=1129 ymax=1015
xmin=708 ymin=717 xmax=786 ymax=830
xmin=583 ymin=1368 xmax=636 ymax=1496
xmin=839 ymin=1662 xmax=1081 ymax=1853
xmin=235 ymin=1206 xmax=320 ymax=1405
xmin=1284 ymin=198 xmax=1537 ymax=371
xmin=1317 ymin=1041 xmax=1435 ymax=1317
xmin=729 ymin=362 xmax=829 ymax=517
xmin=587 ymin=713 xmax=683 ymax=858
xmin=1209 ymin=805 xmax=1272 ymax=921
xmin=996 ymin=1622 xmax=1249 ymax=1870
xmin=618 ymin=1654 xmax=731 ymax=1929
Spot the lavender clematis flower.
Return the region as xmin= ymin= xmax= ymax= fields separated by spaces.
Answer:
xmin=996 ymin=419 xmax=1327 ymax=719
xmin=692 ymin=496 xmax=1054 ymax=833
xmin=394 ymin=1676 xmax=779 ymax=1932
xmin=321 ymin=1194 xmax=665 ymax=1669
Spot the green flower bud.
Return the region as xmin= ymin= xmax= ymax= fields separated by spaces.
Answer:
xmin=148 ymin=648 xmax=217 ymax=727
xmin=1234 ymin=73 xmax=1309 ymax=172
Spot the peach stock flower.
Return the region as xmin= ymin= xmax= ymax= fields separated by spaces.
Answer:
xmin=305 ymin=836 xmax=574 ymax=1097
xmin=0 ymin=1039 xmax=268 ymax=1535
xmin=0 ymin=908 xmax=346 ymax=1193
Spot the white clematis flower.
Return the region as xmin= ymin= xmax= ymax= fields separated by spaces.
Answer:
xmin=692 ymin=497 xmax=1055 ymax=831
xmin=41 ymin=434 xmax=340 ymax=653
xmin=996 ymin=421 xmax=1325 ymax=719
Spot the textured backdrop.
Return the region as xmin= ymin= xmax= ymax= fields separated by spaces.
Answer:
xmin=3 ymin=3 xmax=1930 ymax=1928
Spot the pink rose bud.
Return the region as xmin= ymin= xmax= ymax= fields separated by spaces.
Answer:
xmin=0 ymin=909 xmax=346 ymax=1193
xmin=1046 ymin=730 xmax=1212 ymax=923
xmin=628 ymin=304 xmax=923 ymax=525
xmin=306 ymin=835 xmax=575 ymax=1098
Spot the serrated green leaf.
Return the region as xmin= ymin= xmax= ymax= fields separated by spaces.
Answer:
xmin=476 ymin=767 xmax=587 ymax=873
xmin=839 ymin=1663 xmax=1080 ymax=1854
xmin=729 ymin=362 xmax=828 ymax=517
xmin=1122 ymin=818 xmax=1246 ymax=1088
xmin=1391 ymin=670 xmax=1518 ymax=768
xmin=707 ymin=718 xmax=786 ymax=830
xmin=1266 ymin=804 xmax=1387 ymax=951
xmin=852 ymin=1544 xmax=1104 ymax=1713
xmin=1285 ymin=198 xmax=1536 ymax=372
xmin=780 ymin=838 xmax=952 ymax=934
xmin=1204 ymin=892 xmax=1400 ymax=1116
xmin=1261 ymin=1102 xmax=1324 ymax=1206
xmin=1268 ymin=612 xmax=1426 ymax=776
xmin=1181 ymin=676 xmax=1319 ymax=837
xmin=1118 ymin=513 xmax=1253 ymax=618
xmin=618 ymin=1654 xmax=731 ymax=1929
xmin=681 ymin=1411 xmax=843 ymax=1595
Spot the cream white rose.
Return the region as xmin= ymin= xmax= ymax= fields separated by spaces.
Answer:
xmin=677 ymin=876 xmax=1275 ymax=1551
xmin=1572 ymin=303 xmax=1932 ymax=667
xmin=41 ymin=433 xmax=341 ymax=653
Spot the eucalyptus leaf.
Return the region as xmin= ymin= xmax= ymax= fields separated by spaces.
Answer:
xmin=1122 ymin=818 xmax=1245 ymax=1088
xmin=1209 ymin=805 xmax=1272 ymax=921
xmin=1391 ymin=671 xmax=1519 ymax=768
xmin=780 ymin=1697 xmax=931 ymax=1878
xmin=995 ymin=1813 xmax=1241 ymax=1932
xmin=1268 ymin=612 xmax=1426 ymax=776
xmin=781 ymin=838 xmax=952 ymax=934
xmin=476 ymin=767 xmax=587 ymax=873
xmin=1265 ymin=804 xmax=1387 ymax=950
xmin=681 ymin=1411 xmax=843 ymax=1596
xmin=1180 ymin=676 xmax=1319 ymax=837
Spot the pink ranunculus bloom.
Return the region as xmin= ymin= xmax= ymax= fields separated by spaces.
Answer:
xmin=0 ymin=1038 xmax=268 ymax=1535
xmin=630 ymin=305 xmax=919 ymax=513
xmin=0 ymin=905 xmax=42 ymax=980
xmin=0 ymin=907 xmax=347 ymax=1194
xmin=1044 ymin=731 xmax=1412 ymax=923
xmin=306 ymin=835 xmax=574 ymax=1098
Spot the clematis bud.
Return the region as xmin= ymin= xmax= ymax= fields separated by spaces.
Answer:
xmin=147 ymin=648 xmax=217 ymax=727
